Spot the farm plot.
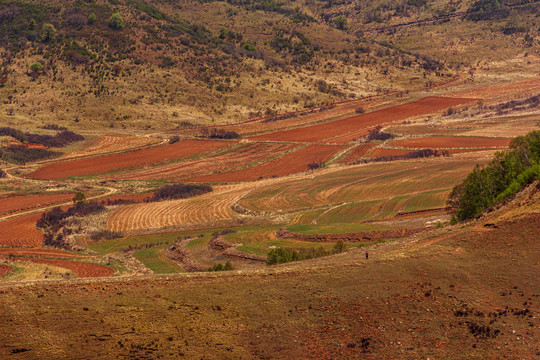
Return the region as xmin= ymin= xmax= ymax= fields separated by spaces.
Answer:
xmin=238 ymin=158 xmax=480 ymax=214
xmin=174 ymin=99 xmax=394 ymax=138
xmin=401 ymin=189 xmax=450 ymax=213
xmin=26 ymin=139 xmax=233 ymax=179
xmin=389 ymin=136 xmax=511 ymax=149
xmin=446 ymin=77 xmax=540 ymax=100
xmin=109 ymin=142 xmax=297 ymax=180
xmin=337 ymin=144 xmax=377 ymax=163
xmin=0 ymin=193 xmax=75 ymax=215
xmin=6 ymin=257 xmax=114 ymax=277
xmin=188 ymin=144 xmax=347 ymax=183
xmin=64 ymin=135 xmax=161 ymax=159
xmin=249 ymin=97 xmax=475 ymax=143
xmin=0 ymin=264 xmax=12 ymax=277
xmin=107 ymin=185 xmax=254 ymax=232
xmin=0 ymin=248 xmax=88 ymax=258
xmin=368 ymin=148 xmax=416 ymax=158
xmin=0 ymin=213 xmax=43 ymax=247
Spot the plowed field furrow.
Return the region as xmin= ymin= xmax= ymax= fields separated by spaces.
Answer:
xmin=368 ymin=148 xmax=417 ymax=158
xmin=337 ymin=144 xmax=378 ymax=163
xmin=0 ymin=264 xmax=12 ymax=277
xmin=65 ymin=135 xmax=160 ymax=159
xmin=0 ymin=213 xmax=43 ymax=247
xmin=188 ymin=144 xmax=347 ymax=183
xmin=9 ymin=257 xmax=114 ymax=277
xmin=249 ymin=97 xmax=475 ymax=143
xmin=26 ymin=140 xmax=233 ymax=179
xmin=0 ymin=248 xmax=88 ymax=258
xmin=106 ymin=186 xmax=252 ymax=232
xmin=109 ymin=142 xmax=296 ymax=180
xmin=239 ymin=159 xmax=479 ymax=213
xmin=0 ymin=193 xmax=74 ymax=214
xmin=389 ymin=136 xmax=511 ymax=149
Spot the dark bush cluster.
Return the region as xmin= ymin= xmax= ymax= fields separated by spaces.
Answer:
xmin=366 ymin=126 xmax=394 ymax=141
xmin=448 ymin=131 xmax=540 ymax=221
xmin=36 ymin=202 xmax=106 ymax=247
xmin=201 ymin=128 xmax=240 ymax=139
xmin=307 ymin=161 xmax=324 ymax=170
xmin=0 ymin=127 xmax=84 ymax=147
xmin=490 ymin=94 xmax=540 ymax=115
xmin=0 ymin=145 xmax=61 ymax=164
xmin=355 ymin=149 xmax=449 ymax=165
xmin=148 ymin=183 xmax=213 ymax=202
xmin=89 ymin=230 xmax=123 ymax=241
xmin=207 ymin=261 xmax=234 ymax=271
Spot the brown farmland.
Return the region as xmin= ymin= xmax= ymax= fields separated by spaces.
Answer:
xmin=0 ymin=213 xmax=43 ymax=247
xmin=0 ymin=264 xmax=12 ymax=277
xmin=337 ymin=143 xmax=377 ymax=163
xmin=0 ymin=193 xmax=75 ymax=215
xmin=188 ymin=144 xmax=347 ymax=183
xmin=250 ymin=97 xmax=475 ymax=143
xmin=8 ymin=258 xmax=115 ymax=277
xmin=391 ymin=136 xmax=511 ymax=149
xmin=26 ymin=140 xmax=233 ymax=179
xmin=110 ymin=142 xmax=297 ymax=180
xmin=107 ymin=184 xmax=252 ymax=232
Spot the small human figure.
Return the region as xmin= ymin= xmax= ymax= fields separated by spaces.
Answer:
xmin=365 ymin=251 xmax=369 ymax=260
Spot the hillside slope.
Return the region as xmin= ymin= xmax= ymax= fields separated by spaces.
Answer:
xmin=1 ymin=0 xmax=537 ymax=130
xmin=0 ymin=183 xmax=538 ymax=359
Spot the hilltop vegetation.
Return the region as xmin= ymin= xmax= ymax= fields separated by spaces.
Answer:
xmin=1 ymin=0 xmax=536 ymax=130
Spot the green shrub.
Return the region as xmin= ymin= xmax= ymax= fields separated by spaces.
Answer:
xmin=448 ymin=131 xmax=540 ymax=220
xmin=108 ymin=13 xmax=125 ymax=29
xmin=30 ymin=62 xmax=44 ymax=73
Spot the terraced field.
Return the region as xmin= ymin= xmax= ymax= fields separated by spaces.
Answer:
xmin=110 ymin=142 xmax=297 ymax=180
xmin=26 ymin=139 xmax=233 ymax=179
xmin=188 ymin=144 xmax=347 ymax=183
xmin=337 ymin=144 xmax=377 ymax=163
xmin=249 ymin=97 xmax=475 ymax=143
xmin=0 ymin=193 xmax=75 ymax=215
xmin=64 ymin=134 xmax=162 ymax=159
xmin=0 ymin=213 xmax=44 ymax=247
xmin=390 ymin=136 xmax=511 ymax=149
xmin=238 ymin=158 xmax=480 ymax=214
xmin=107 ymin=185 xmax=254 ymax=232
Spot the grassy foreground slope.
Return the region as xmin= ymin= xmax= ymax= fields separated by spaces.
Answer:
xmin=0 ymin=186 xmax=538 ymax=359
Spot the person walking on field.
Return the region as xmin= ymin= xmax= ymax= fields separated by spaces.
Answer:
xmin=365 ymin=251 xmax=369 ymax=260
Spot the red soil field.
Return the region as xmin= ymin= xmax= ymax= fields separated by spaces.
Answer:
xmin=8 ymin=258 xmax=115 ymax=277
xmin=110 ymin=142 xmax=297 ymax=180
xmin=390 ymin=136 xmax=511 ymax=149
xmin=249 ymin=97 xmax=475 ymax=143
xmin=0 ymin=213 xmax=43 ymax=247
xmin=337 ymin=144 xmax=377 ymax=163
xmin=26 ymin=139 xmax=233 ymax=180
xmin=188 ymin=144 xmax=347 ymax=183
xmin=0 ymin=248 xmax=88 ymax=258
xmin=0 ymin=264 xmax=12 ymax=277
xmin=0 ymin=193 xmax=75 ymax=215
